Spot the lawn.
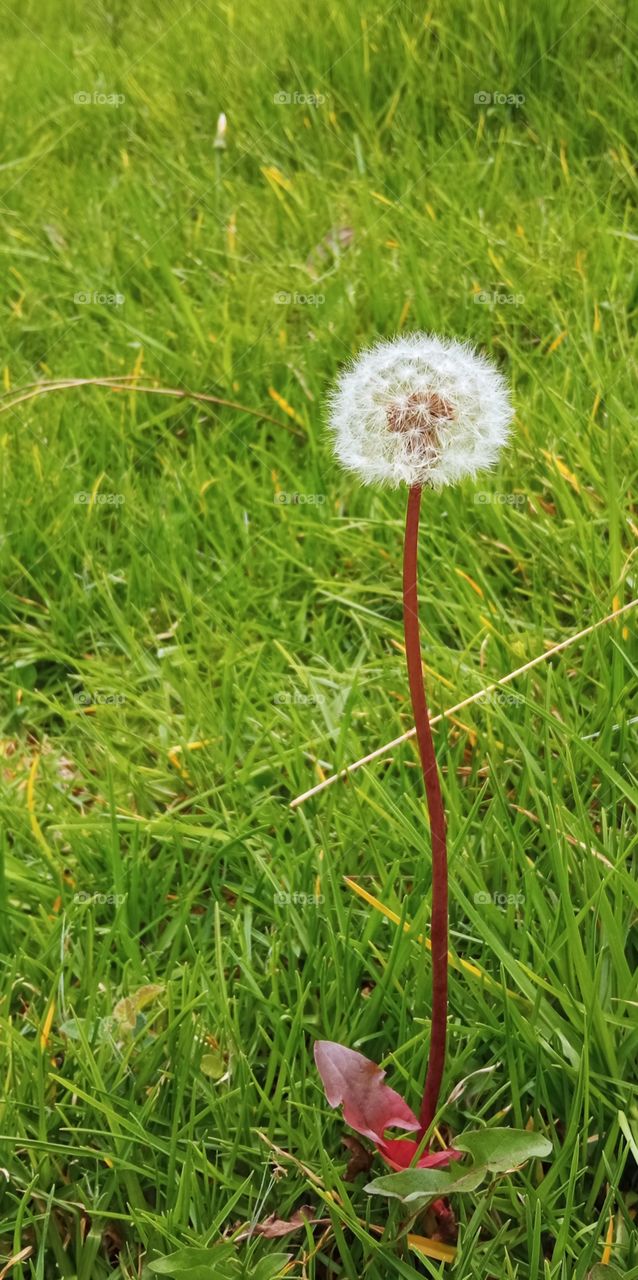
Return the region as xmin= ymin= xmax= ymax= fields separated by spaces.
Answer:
xmin=0 ymin=0 xmax=637 ymax=1275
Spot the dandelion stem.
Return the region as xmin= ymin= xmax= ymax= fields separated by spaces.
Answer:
xmin=403 ymin=483 xmax=448 ymax=1137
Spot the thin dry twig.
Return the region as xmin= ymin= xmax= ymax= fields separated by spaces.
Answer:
xmin=0 ymin=1247 xmax=34 ymax=1279
xmin=0 ymin=374 xmax=300 ymax=434
xmin=290 ymin=597 xmax=637 ymax=808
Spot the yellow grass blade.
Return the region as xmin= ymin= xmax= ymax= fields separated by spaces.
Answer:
xmin=343 ymin=876 xmax=520 ymax=1000
xmin=408 ymin=1233 xmax=457 ymax=1264
xmin=40 ymin=998 xmax=55 ymax=1051
xmin=601 ymin=1211 xmax=615 ymax=1265
xmin=27 ymin=754 xmax=60 ymax=879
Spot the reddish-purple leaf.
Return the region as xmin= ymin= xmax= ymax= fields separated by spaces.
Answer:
xmin=314 ymin=1041 xmax=420 ymax=1143
xmin=376 ymin=1136 xmax=462 ymax=1171
xmin=424 ymin=1196 xmax=458 ymax=1245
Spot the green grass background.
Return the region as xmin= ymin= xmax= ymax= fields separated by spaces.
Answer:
xmin=0 ymin=0 xmax=637 ymax=1275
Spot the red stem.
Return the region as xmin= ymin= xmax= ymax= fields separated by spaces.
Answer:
xmin=403 ymin=484 xmax=448 ymax=1138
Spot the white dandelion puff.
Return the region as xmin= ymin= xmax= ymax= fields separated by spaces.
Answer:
xmin=328 ymin=332 xmax=513 ymax=488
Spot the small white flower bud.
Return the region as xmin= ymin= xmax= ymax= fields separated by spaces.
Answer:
xmin=213 ymin=112 xmax=227 ymax=150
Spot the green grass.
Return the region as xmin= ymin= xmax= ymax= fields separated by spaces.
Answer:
xmin=0 ymin=0 xmax=637 ymax=1275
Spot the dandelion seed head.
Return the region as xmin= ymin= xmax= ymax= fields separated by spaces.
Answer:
xmin=328 ymin=333 xmax=513 ymax=488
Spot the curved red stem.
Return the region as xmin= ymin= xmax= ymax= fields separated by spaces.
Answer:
xmin=403 ymin=484 xmax=448 ymax=1137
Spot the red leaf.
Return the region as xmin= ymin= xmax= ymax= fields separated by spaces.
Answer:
xmin=375 ymin=1136 xmax=462 ymax=1171
xmin=425 ymin=1197 xmax=458 ymax=1244
xmin=314 ymin=1041 xmax=420 ymax=1143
